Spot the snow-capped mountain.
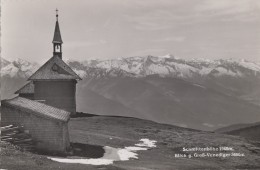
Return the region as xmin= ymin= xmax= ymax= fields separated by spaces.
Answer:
xmin=1 ymin=57 xmax=39 ymax=78
xmin=1 ymin=57 xmax=11 ymax=68
xmin=66 ymin=55 xmax=260 ymax=108
xmin=1 ymin=55 xmax=260 ymax=79
xmin=66 ymin=55 xmax=260 ymax=79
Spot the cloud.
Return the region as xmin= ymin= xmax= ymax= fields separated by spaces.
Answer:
xmin=67 ymin=39 xmax=107 ymax=47
xmin=153 ymin=36 xmax=186 ymax=42
xmin=195 ymin=0 xmax=260 ymax=21
xmin=196 ymin=0 xmax=256 ymax=13
xmin=125 ymin=0 xmax=260 ymax=27
xmin=124 ymin=0 xmax=182 ymax=9
xmin=130 ymin=48 xmax=166 ymax=56
xmin=125 ymin=9 xmax=189 ymax=30
xmin=103 ymin=18 xmax=112 ymax=28
xmin=124 ymin=0 xmax=260 ymax=31
xmin=99 ymin=40 xmax=107 ymax=44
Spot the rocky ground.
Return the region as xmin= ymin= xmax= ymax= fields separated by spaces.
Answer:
xmin=1 ymin=115 xmax=260 ymax=170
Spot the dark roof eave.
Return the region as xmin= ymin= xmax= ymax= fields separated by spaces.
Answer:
xmin=27 ymin=78 xmax=81 ymax=81
xmin=1 ymin=98 xmax=70 ymax=122
xmin=2 ymin=102 xmax=70 ymax=123
xmin=52 ymin=40 xmax=63 ymax=44
xmin=15 ymin=92 xmax=34 ymax=95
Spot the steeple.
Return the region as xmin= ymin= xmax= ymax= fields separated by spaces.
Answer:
xmin=52 ymin=9 xmax=63 ymax=59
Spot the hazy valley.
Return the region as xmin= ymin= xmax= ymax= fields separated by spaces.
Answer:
xmin=1 ymin=55 xmax=260 ymax=130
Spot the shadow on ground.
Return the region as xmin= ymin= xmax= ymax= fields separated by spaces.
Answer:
xmin=32 ymin=142 xmax=105 ymax=159
xmin=70 ymin=143 xmax=104 ymax=158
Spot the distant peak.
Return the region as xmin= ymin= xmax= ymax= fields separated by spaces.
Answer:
xmin=158 ymin=54 xmax=177 ymax=59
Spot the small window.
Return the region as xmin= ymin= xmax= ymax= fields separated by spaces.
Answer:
xmin=52 ymin=64 xmax=58 ymax=71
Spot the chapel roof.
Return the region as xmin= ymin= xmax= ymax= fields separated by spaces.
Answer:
xmin=28 ymin=55 xmax=81 ymax=80
xmin=15 ymin=81 xmax=34 ymax=94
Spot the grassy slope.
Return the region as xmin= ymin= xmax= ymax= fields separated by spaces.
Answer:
xmin=0 ymin=141 xmax=123 ymax=170
xmin=215 ymin=122 xmax=260 ymax=133
xmin=1 ymin=116 xmax=260 ymax=170
xmin=69 ymin=116 xmax=260 ymax=170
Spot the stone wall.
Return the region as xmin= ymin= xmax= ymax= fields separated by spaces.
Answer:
xmin=1 ymin=105 xmax=70 ymax=154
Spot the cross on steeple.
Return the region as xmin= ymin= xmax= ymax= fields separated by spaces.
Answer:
xmin=56 ymin=8 xmax=59 ymax=21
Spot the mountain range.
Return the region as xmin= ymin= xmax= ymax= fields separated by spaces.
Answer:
xmin=1 ymin=55 xmax=260 ymax=130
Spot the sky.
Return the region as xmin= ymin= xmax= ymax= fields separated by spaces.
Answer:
xmin=1 ymin=0 xmax=260 ymax=63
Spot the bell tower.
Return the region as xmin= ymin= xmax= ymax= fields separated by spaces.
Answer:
xmin=52 ymin=9 xmax=63 ymax=59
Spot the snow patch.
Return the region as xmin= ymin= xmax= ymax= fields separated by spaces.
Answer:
xmin=48 ymin=157 xmax=113 ymax=165
xmin=146 ymin=64 xmax=169 ymax=75
xmin=158 ymin=54 xmax=172 ymax=59
xmin=213 ymin=67 xmax=241 ymax=77
xmin=203 ymin=123 xmax=215 ymax=128
xmin=174 ymin=123 xmax=188 ymax=128
xmin=1 ymin=63 xmax=19 ymax=77
xmin=135 ymin=139 xmax=157 ymax=148
xmin=199 ymin=66 xmax=213 ymax=75
xmin=239 ymin=60 xmax=260 ymax=72
xmin=117 ymin=148 xmax=138 ymax=160
xmin=193 ymin=84 xmax=206 ymax=89
xmin=124 ymin=146 xmax=148 ymax=151
xmin=72 ymin=69 xmax=86 ymax=78
xmin=48 ymin=138 xmax=157 ymax=165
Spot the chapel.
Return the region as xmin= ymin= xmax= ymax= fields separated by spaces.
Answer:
xmin=16 ymin=10 xmax=81 ymax=114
